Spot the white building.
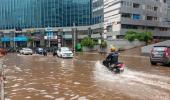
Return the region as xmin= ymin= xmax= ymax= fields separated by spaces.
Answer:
xmin=104 ymin=0 xmax=170 ymax=39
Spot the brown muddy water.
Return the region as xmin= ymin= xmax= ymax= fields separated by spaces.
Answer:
xmin=3 ymin=52 xmax=170 ymax=100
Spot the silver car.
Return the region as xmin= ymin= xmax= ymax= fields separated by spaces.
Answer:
xmin=150 ymin=46 xmax=170 ymax=65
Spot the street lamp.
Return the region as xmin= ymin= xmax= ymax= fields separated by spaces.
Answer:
xmin=73 ymin=23 xmax=76 ymax=53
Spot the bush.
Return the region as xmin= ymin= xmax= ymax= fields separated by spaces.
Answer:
xmin=100 ymin=40 xmax=107 ymax=48
xmin=81 ymin=37 xmax=95 ymax=47
xmin=124 ymin=31 xmax=138 ymax=42
xmin=124 ymin=31 xmax=153 ymax=45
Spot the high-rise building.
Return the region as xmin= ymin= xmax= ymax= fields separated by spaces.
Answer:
xmin=91 ymin=0 xmax=104 ymax=39
xmin=104 ymin=0 xmax=170 ymax=39
xmin=0 ymin=0 xmax=91 ymax=30
xmin=0 ymin=0 xmax=92 ymax=47
xmin=92 ymin=0 xmax=104 ymax=24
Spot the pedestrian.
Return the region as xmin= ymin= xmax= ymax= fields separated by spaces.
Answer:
xmin=43 ymin=49 xmax=47 ymax=56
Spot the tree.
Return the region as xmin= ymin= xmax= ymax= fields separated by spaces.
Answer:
xmin=137 ymin=31 xmax=153 ymax=45
xmin=81 ymin=37 xmax=95 ymax=47
xmin=124 ymin=31 xmax=138 ymax=42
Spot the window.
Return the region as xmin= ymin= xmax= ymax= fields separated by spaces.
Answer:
xmin=160 ymin=27 xmax=168 ymax=31
xmin=121 ymin=13 xmax=132 ymax=18
xmin=133 ymin=3 xmax=140 ymax=8
xmin=154 ymin=7 xmax=158 ymax=11
xmin=121 ymin=24 xmax=138 ymax=29
xmin=133 ymin=14 xmax=141 ymax=20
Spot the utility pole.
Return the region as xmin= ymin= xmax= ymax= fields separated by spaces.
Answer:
xmin=13 ymin=30 xmax=16 ymax=51
xmin=73 ymin=23 xmax=76 ymax=53
xmin=48 ymin=32 xmax=51 ymax=48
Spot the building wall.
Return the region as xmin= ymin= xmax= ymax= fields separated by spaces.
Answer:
xmin=104 ymin=0 xmax=170 ymax=38
xmin=92 ymin=0 xmax=104 ymax=24
xmin=0 ymin=0 xmax=91 ymax=30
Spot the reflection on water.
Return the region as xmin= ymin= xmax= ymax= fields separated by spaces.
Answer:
xmin=3 ymin=53 xmax=170 ymax=100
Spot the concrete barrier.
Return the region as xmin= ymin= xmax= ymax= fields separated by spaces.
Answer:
xmin=0 ymin=60 xmax=4 ymax=100
xmin=106 ymin=39 xmax=145 ymax=52
xmin=141 ymin=40 xmax=170 ymax=56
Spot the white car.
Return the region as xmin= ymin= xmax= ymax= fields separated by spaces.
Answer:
xmin=19 ymin=48 xmax=33 ymax=55
xmin=57 ymin=47 xmax=73 ymax=58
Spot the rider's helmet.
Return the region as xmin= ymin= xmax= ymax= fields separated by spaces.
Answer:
xmin=110 ymin=46 xmax=116 ymax=52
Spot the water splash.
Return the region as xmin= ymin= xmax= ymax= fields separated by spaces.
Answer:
xmin=93 ymin=61 xmax=170 ymax=100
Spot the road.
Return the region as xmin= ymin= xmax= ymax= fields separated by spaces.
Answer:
xmin=3 ymin=50 xmax=170 ymax=100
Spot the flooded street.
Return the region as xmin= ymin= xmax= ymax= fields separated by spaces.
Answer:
xmin=3 ymin=50 xmax=170 ymax=100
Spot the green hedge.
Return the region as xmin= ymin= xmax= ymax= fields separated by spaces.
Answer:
xmin=124 ymin=31 xmax=153 ymax=44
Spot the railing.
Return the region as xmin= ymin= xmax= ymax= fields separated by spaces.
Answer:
xmin=0 ymin=60 xmax=5 ymax=100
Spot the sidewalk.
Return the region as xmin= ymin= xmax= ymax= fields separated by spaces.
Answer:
xmin=75 ymin=47 xmax=148 ymax=59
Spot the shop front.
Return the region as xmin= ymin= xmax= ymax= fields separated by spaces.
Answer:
xmin=1 ymin=37 xmax=10 ymax=48
xmin=14 ymin=36 xmax=28 ymax=47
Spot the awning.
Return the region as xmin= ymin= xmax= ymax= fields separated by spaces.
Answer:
xmin=14 ymin=36 xmax=28 ymax=42
xmin=1 ymin=37 xmax=10 ymax=42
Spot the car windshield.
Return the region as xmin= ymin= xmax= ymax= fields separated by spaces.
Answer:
xmin=61 ymin=48 xmax=70 ymax=52
xmin=153 ymin=47 xmax=166 ymax=52
xmin=25 ymin=48 xmax=31 ymax=50
xmin=38 ymin=48 xmax=43 ymax=51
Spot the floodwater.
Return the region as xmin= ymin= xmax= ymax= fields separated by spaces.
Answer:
xmin=3 ymin=50 xmax=170 ymax=100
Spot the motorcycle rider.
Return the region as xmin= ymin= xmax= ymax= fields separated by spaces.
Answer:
xmin=104 ymin=46 xmax=119 ymax=71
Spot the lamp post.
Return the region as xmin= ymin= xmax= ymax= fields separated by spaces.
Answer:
xmin=73 ymin=23 xmax=76 ymax=53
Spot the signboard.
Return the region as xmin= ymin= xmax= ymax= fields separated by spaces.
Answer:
xmin=103 ymin=33 xmax=107 ymax=39
xmin=63 ymin=35 xmax=72 ymax=39
xmin=45 ymin=27 xmax=53 ymax=32
xmin=58 ymin=43 xmax=61 ymax=48
xmin=98 ymin=39 xmax=101 ymax=44
xmin=112 ymin=35 xmax=116 ymax=39
xmin=44 ymin=36 xmax=47 ymax=40
xmin=44 ymin=36 xmax=57 ymax=40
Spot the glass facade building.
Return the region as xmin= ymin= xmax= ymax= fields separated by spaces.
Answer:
xmin=0 ymin=0 xmax=92 ymax=30
xmin=92 ymin=0 xmax=103 ymax=24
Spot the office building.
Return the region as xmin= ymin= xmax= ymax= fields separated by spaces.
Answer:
xmin=104 ymin=0 xmax=170 ymax=39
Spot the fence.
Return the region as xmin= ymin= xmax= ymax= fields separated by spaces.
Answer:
xmin=0 ymin=60 xmax=5 ymax=100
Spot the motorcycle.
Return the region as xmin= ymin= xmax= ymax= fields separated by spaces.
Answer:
xmin=102 ymin=60 xmax=125 ymax=74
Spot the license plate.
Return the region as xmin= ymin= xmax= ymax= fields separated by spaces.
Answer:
xmin=154 ymin=54 xmax=163 ymax=57
xmin=153 ymin=52 xmax=163 ymax=57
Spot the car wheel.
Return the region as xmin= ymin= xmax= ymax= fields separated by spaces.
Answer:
xmin=163 ymin=61 xmax=169 ymax=65
xmin=151 ymin=61 xmax=157 ymax=65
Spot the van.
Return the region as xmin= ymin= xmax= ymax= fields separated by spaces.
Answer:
xmin=150 ymin=46 xmax=170 ymax=65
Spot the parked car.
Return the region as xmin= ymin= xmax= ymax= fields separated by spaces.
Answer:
xmin=35 ymin=48 xmax=44 ymax=55
xmin=150 ymin=46 xmax=170 ymax=65
xmin=6 ymin=47 xmax=15 ymax=53
xmin=57 ymin=47 xmax=73 ymax=58
xmin=19 ymin=48 xmax=33 ymax=55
